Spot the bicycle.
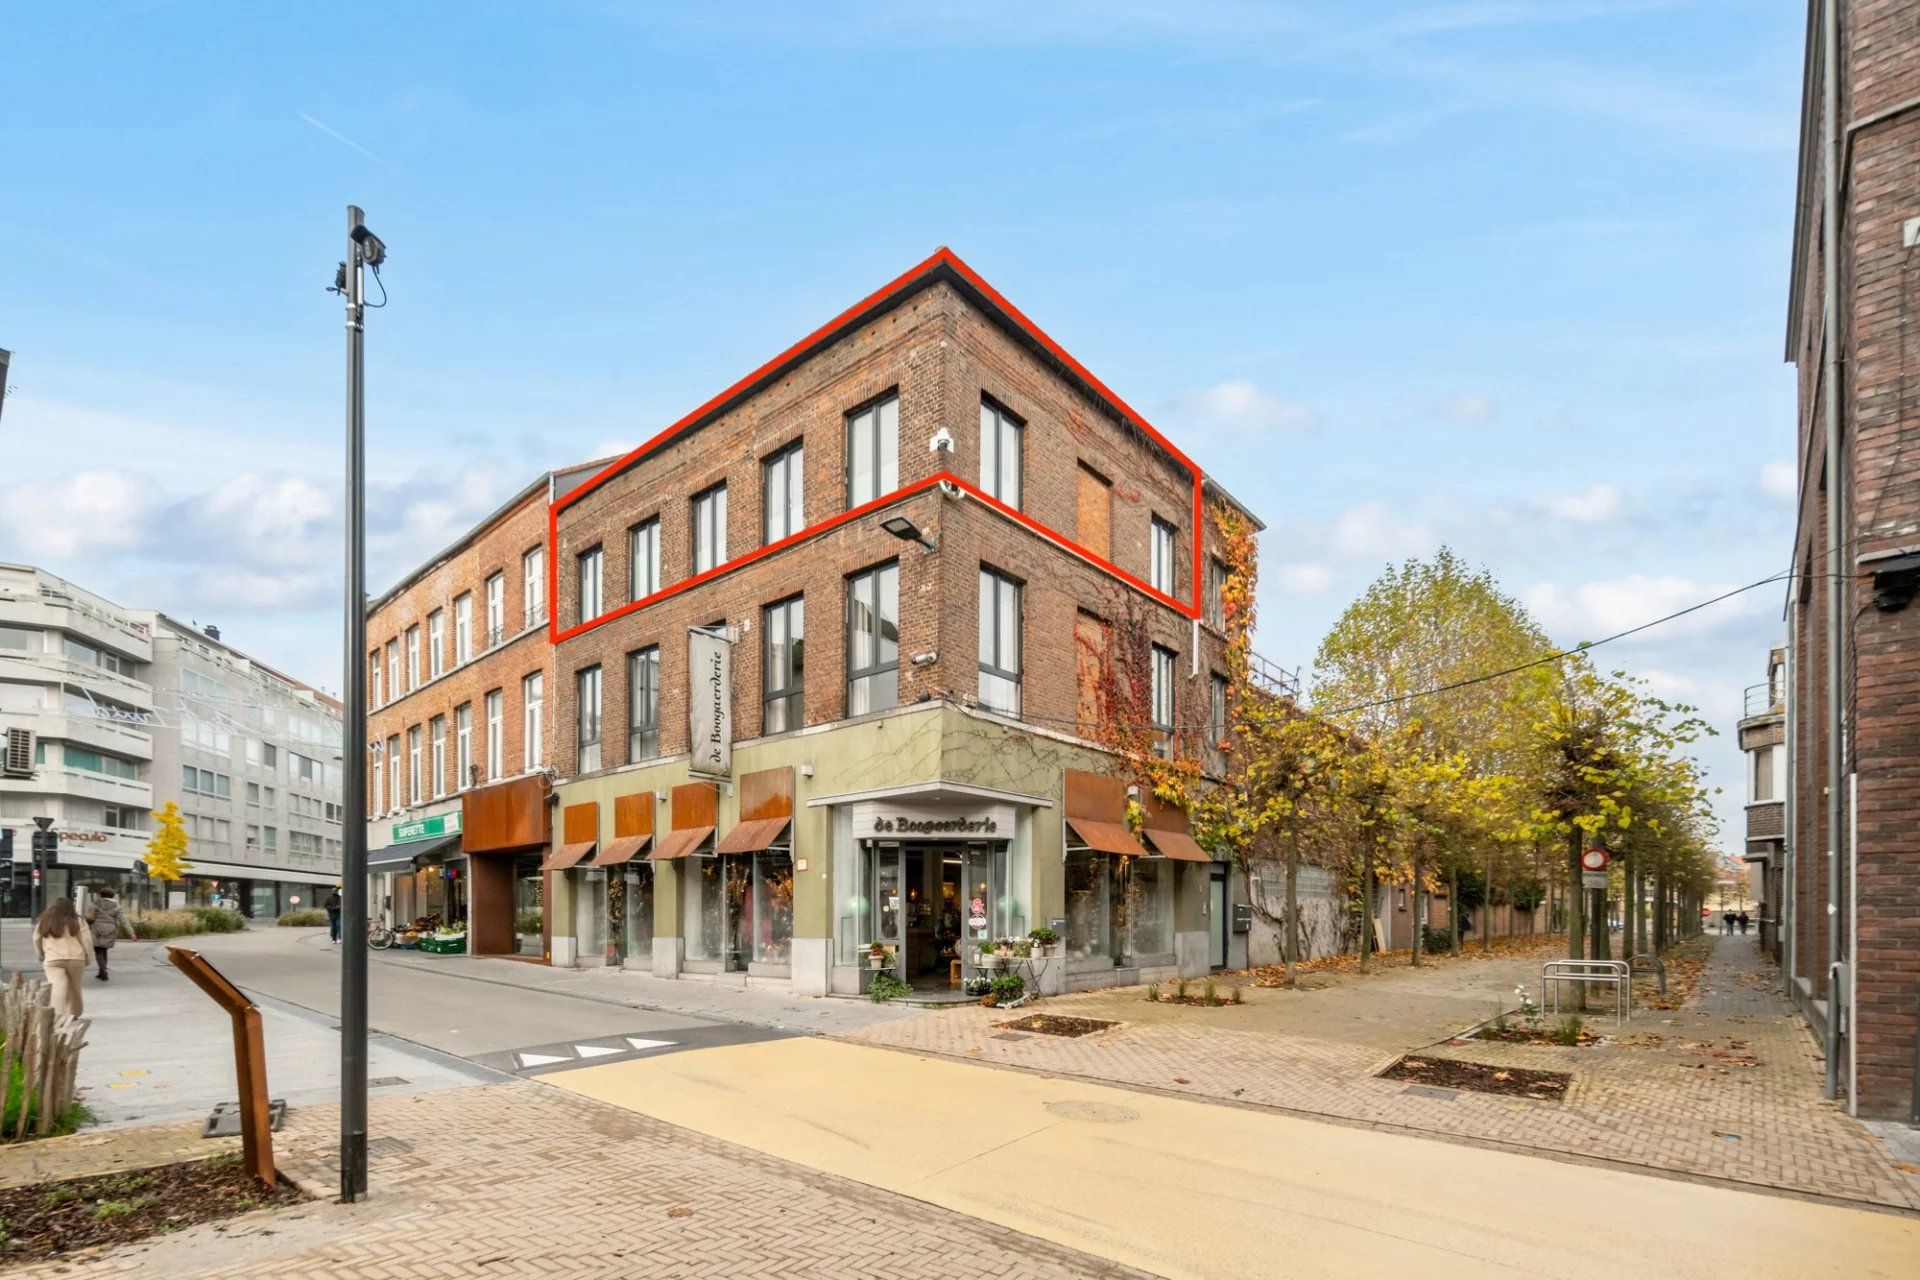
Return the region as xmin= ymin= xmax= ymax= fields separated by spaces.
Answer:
xmin=367 ymin=914 xmax=395 ymax=950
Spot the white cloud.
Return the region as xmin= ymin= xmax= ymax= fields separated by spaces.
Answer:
xmin=0 ymin=470 xmax=155 ymax=558
xmin=1170 ymin=379 xmax=1316 ymax=433
xmin=1273 ymin=562 xmax=1334 ymax=594
xmin=1532 ymin=482 xmax=1623 ymax=524
xmin=1524 ymin=573 xmax=1746 ymax=644
xmin=1332 ymin=500 xmax=1433 ymax=561
xmin=188 ymin=474 xmax=336 ymax=567
xmin=1442 ymin=394 xmax=1495 ymax=424
xmin=1759 ymin=458 xmax=1796 ymax=501
xmin=177 ymin=567 xmax=334 ymax=613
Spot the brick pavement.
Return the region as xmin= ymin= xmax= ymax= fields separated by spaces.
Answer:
xmin=845 ymin=936 xmax=1920 ymax=1212
xmin=11 ymin=1082 xmax=1155 ymax=1279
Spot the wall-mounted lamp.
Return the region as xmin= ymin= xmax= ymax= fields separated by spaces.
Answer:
xmin=1864 ymin=548 xmax=1920 ymax=612
xmin=880 ymin=514 xmax=935 ymax=552
xmin=799 ymin=764 xmax=815 ymax=779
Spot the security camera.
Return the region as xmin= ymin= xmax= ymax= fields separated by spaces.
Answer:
xmin=929 ymin=427 xmax=954 ymax=455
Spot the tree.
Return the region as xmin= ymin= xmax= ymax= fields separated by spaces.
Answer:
xmin=145 ymin=801 xmax=193 ymax=881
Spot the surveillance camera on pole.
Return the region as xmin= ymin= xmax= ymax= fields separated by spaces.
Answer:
xmin=332 ymin=205 xmax=382 ymax=1204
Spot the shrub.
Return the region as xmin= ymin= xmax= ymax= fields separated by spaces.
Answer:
xmin=1203 ymin=978 xmax=1218 ymax=1006
xmin=187 ymin=906 xmax=247 ymax=933
xmin=278 ymin=909 xmax=328 ymax=927
xmin=1551 ymin=1016 xmax=1584 ymax=1047
xmin=1421 ymin=925 xmax=1455 ymax=953
xmin=1145 ymin=982 xmax=1159 ymax=1003
xmin=1028 ymin=925 xmax=1059 ymax=945
xmin=989 ymin=974 xmax=1025 ymax=1000
xmin=127 ymin=907 xmax=247 ymax=939
xmin=867 ymin=973 xmax=911 ymax=1003
xmin=515 ymin=910 xmax=544 ymax=935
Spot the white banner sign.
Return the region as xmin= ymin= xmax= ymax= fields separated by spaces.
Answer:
xmin=850 ymin=799 xmax=1014 ymax=842
xmin=688 ymin=628 xmax=734 ymax=778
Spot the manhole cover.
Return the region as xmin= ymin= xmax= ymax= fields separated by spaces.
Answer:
xmin=1044 ymin=1100 xmax=1140 ymax=1124
xmin=368 ymin=1136 xmax=415 ymax=1157
xmin=369 ymin=1076 xmax=409 ymax=1089
xmin=1401 ymin=1084 xmax=1458 ymax=1101
xmin=991 ymin=1033 xmax=1029 ymax=1042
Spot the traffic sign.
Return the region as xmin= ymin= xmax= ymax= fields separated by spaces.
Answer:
xmin=1580 ymin=846 xmax=1609 ymax=872
xmin=1582 ymin=870 xmax=1609 ymax=889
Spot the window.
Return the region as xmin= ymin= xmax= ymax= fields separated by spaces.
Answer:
xmin=407 ymin=726 xmax=422 ymax=803
xmin=1074 ymin=611 xmax=1110 ymax=735
xmin=577 ymin=547 xmax=603 ymax=623
xmin=1209 ymin=673 xmax=1230 ymax=773
xmin=1151 ymin=646 xmax=1176 ymax=755
xmin=1151 ymin=518 xmax=1177 ymax=594
xmin=261 ymin=825 xmax=278 ymax=852
xmin=0 ymin=625 xmax=37 ymax=650
xmin=60 ymin=746 xmax=138 ymax=780
xmin=180 ymin=765 xmax=229 ymax=794
xmin=430 ymin=716 xmax=447 ymax=798
xmin=845 ymin=393 xmax=899 ymax=507
xmin=1204 ymin=557 xmax=1228 ymax=629
xmin=405 ymin=626 xmax=421 ymax=690
xmin=979 ymin=398 xmax=1023 ymax=508
xmin=628 ymin=647 xmax=660 ymax=762
xmin=763 ymin=441 xmax=805 ymax=543
xmin=454 ymin=595 xmax=473 ymax=663
xmin=370 ymin=753 xmax=383 ymax=814
xmin=763 ymin=596 xmax=805 ymax=733
xmin=455 ymin=703 xmax=473 ymax=789
xmin=629 ymin=518 xmax=660 ymax=601
xmin=386 ymin=736 xmax=401 ymax=811
xmin=691 ymin=484 xmax=728 ymax=574
xmin=487 ymin=689 xmax=506 ymax=779
xmin=385 ymin=641 xmax=399 ymax=701
xmin=1752 ymin=745 xmax=1776 ymax=803
xmin=62 ymin=635 xmax=134 ymax=675
xmin=977 ymin=568 xmax=1021 ymax=716
xmin=846 ymin=562 xmax=900 ymax=716
xmin=428 ymin=610 xmax=445 ymax=677
xmin=1076 ymin=463 xmax=1113 ymax=560
xmin=520 ymin=675 xmax=541 ymax=770
xmin=246 ymin=781 xmax=262 ymax=806
xmin=370 ymin=652 xmax=383 ymax=707
xmin=523 ymin=546 xmax=546 ymax=627
xmin=577 ymin=665 xmax=602 ymax=774
xmin=486 ymin=572 xmax=505 ymax=644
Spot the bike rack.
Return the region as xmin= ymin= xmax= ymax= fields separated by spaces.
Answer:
xmin=1540 ymin=959 xmax=1631 ymax=1025
xmin=1629 ymin=952 xmax=1666 ymax=995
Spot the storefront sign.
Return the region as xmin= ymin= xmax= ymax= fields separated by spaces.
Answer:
xmin=850 ymin=800 xmax=1014 ymax=841
xmin=688 ymin=628 xmax=734 ymax=778
xmin=392 ymin=810 xmax=462 ymax=844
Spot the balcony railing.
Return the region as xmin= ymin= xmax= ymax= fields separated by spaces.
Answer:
xmin=1247 ymin=651 xmax=1301 ymax=699
xmin=1743 ymin=682 xmax=1784 ymax=718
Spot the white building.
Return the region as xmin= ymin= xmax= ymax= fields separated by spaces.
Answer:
xmin=0 ymin=563 xmax=341 ymax=917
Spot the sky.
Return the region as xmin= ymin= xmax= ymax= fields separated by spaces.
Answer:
xmin=1 ymin=1 xmax=1803 ymax=855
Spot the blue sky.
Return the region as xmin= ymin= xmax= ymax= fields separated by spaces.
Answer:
xmin=1 ymin=1 xmax=1801 ymax=851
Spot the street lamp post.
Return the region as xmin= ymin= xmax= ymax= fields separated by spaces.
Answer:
xmin=336 ymin=205 xmax=384 ymax=1203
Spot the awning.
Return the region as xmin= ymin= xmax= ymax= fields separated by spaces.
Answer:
xmin=1065 ymin=816 xmax=1145 ymax=856
xmin=367 ymin=833 xmax=461 ymax=872
xmin=596 ymin=834 xmax=653 ymax=867
xmin=1141 ymin=827 xmax=1211 ymax=862
xmin=541 ymin=841 xmax=596 ymax=872
xmin=651 ymin=825 xmax=715 ymax=861
xmin=715 ymin=816 xmax=791 ymax=855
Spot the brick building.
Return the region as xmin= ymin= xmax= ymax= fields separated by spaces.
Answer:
xmin=543 ymin=249 xmax=1262 ymax=993
xmin=363 ymin=463 xmax=602 ymax=958
xmin=1737 ymin=649 xmax=1786 ymax=961
xmin=1782 ymin=0 xmax=1920 ymax=1119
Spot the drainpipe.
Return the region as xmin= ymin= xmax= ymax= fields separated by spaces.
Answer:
xmin=1820 ymin=0 xmax=1846 ymax=1104
xmin=1782 ymin=622 xmax=1796 ymax=999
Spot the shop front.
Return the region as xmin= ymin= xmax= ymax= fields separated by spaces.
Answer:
xmin=849 ymin=796 xmax=1016 ymax=994
xmin=1060 ymin=769 xmax=1213 ymax=991
xmin=367 ymin=819 xmax=465 ymax=932
xmin=460 ymin=774 xmax=552 ymax=960
xmin=650 ymin=775 xmax=796 ymax=980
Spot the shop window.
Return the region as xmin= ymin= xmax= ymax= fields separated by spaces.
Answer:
xmin=763 ymin=596 xmax=804 ymax=734
xmin=1065 ymin=848 xmax=1116 ymax=962
xmin=845 ymin=392 xmax=899 ymax=507
xmin=977 ymin=567 xmax=1021 ymax=717
xmin=575 ymin=869 xmax=608 ymax=963
xmin=846 ymin=561 xmax=899 ymax=716
xmin=751 ymin=851 xmax=794 ymax=967
xmin=1065 ymin=848 xmax=1175 ymax=965
xmin=619 ymin=864 xmax=654 ymax=962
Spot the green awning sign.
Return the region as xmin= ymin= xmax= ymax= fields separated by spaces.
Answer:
xmin=392 ymin=811 xmax=463 ymax=844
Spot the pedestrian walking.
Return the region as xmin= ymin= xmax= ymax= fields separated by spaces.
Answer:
xmin=1738 ymin=912 xmax=1750 ymax=935
xmin=1722 ymin=912 xmax=1733 ymax=936
xmin=33 ymin=897 xmax=88 ymax=1018
xmin=325 ymin=885 xmax=343 ymax=944
xmin=84 ymin=886 xmax=125 ymax=980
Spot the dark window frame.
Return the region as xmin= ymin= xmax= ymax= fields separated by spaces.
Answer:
xmin=978 ymin=395 xmax=1024 ymax=509
xmin=762 ymin=594 xmax=806 ymax=735
xmin=628 ymin=646 xmax=660 ymax=763
xmin=576 ymin=544 xmax=604 ymax=624
xmin=845 ymin=560 xmax=901 ymax=716
xmin=762 ymin=439 xmax=806 ymax=545
xmin=576 ymin=664 xmax=603 ymax=773
xmin=629 ymin=516 xmax=661 ymax=602
xmin=691 ymin=483 xmax=728 ymax=575
xmin=844 ymin=389 xmax=901 ymax=508
xmin=1150 ymin=518 xmax=1178 ymax=595
xmin=977 ymin=566 xmax=1022 ymax=717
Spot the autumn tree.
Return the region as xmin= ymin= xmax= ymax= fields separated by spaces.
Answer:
xmin=145 ymin=801 xmax=193 ymax=881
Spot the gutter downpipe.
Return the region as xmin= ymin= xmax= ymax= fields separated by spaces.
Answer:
xmin=1820 ymin=0 xmax=1845 ymax=1104
xmin=1783 ymin=619 xmax=1796 ymax=999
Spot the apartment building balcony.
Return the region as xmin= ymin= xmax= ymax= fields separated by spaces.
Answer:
xmin=0 ymin=589 xmax=153 ymax=666
xmin=1745 ymin=799 xmax=1785 ymax=845
xmin=1 ymin=763 xmax=153 ymax=810
xmin=7 ymin=709 xmax=155 ymax=761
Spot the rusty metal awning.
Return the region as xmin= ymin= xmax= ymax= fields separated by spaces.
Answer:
xmin=541 ymin=841 xmax=596 ymax=872
xmin=596 ymin=834 xmax=653 ymax=867
xmin=714 ymin=816 xmax=791 ymax=855
xmin=1142 ymin=827 xmax=1211 ymax=862
xmin=1065 ymin=816 xmax=1145 ymax=856
xmin=651 ymin=825 xmax=715 ymax=861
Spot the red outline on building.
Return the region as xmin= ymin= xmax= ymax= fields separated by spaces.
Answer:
xmin=548 ymin=248 xmax=1208 ymax=644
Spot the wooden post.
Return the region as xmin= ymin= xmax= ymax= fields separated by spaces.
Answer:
xmin=166 ymin=947 xmax=274 ymax=1187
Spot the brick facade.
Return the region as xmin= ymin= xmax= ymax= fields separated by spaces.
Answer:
xmin=1783 ymin=0 xmax=1920 ymax=1120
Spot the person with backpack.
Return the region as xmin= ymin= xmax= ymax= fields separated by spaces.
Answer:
xmin=325 ymin=886 xmax=343 ymax=944
xmin=34 ymin=897 xmax=88 ymax=1018
xmin=85 ymin=885 xmax=126 ymax=980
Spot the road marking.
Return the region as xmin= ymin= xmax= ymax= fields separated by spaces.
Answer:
xmin=624 ymin=1037 xmax=675 ymax=1052
xmin=574 ymin=1044 xmax=622 ymax=1059
xmin=515 ymin=1051 xmax=573 ymax=1068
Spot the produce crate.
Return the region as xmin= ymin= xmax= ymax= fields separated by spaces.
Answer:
xmin=418 ymin=935 xmax=467 ymax=955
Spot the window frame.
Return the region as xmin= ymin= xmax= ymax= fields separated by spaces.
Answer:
xmin=455 ymin=703 xmax=473 ymax=789
xmin=453 ymin=596 xmax=473 ymax=663
xmin=1151 ymin=518 xmax=1178 ymax=595
xmin=485 ymin=572 xmax=506 ymax=644
xmin=762 ymin=440 xmax=805 ymax=545
xmin=628 ymin=516 xmax=661 ymax=602
xmin=576 ymin=664 xmax=603 ymax=774
xmin=521 ymin=673 xmax=542 ymax=770
xmin=1151 ymin=644 xmax=1177 ymax=750
xmin=577 ymin=545 xmax=604 ymax=625
xmin=845 ymin=560 xmax=901 ymax=717
xmin=1204 ymin=556 xmax=1228 ymax=629
xmin=844 ymin=391 xmax=900 ymax=508
xmin=976 ymin=566 xmax=1022 ymax=717
xmin=523 ymin=545 xmax=546 ymax=628
xmin=628 ymin=646 xmax=660 ymax=763
xmin=691 ymin=483 xmax=729 ymax=575
xmin=762 ymin=594 xmax=806 ymax=734
xmin=407 ymin=725 xmax=423 ymax=804
xmin=429 ymin=715 xmax=447 ymax=798
xmin=978 ymin=396 xmax=1024 ymax=509
xmin=485 ymin=689 xmax=504 ymax=780
xmin=427 ymin=610 xmax=445 ymax=678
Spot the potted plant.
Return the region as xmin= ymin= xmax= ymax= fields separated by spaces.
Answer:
xmin=989 ymin=974 xmax=1025 ymax=1007
xmin=866 ymin=942 xmax=894 ymax=971
xmin=1028 ymin=926 xmax=1060 ymax=957
xmin=977 ymin=937 xmax=1003 ymax=970
xmin=963 ymin=975 xmax=992 ymax=998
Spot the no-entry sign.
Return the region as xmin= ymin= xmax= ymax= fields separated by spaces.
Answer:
xmin=1581 ymin=847 xmax=1609 ymax=872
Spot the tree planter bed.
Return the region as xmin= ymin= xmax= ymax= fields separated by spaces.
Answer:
xmin=993 ymin=1015 xmax=1117 ymax=1038
xmin=0 ymin=1155 xmax=305 ymax=1262
xmin=1379 ymin=1055 xmax=1570 ymax=1101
